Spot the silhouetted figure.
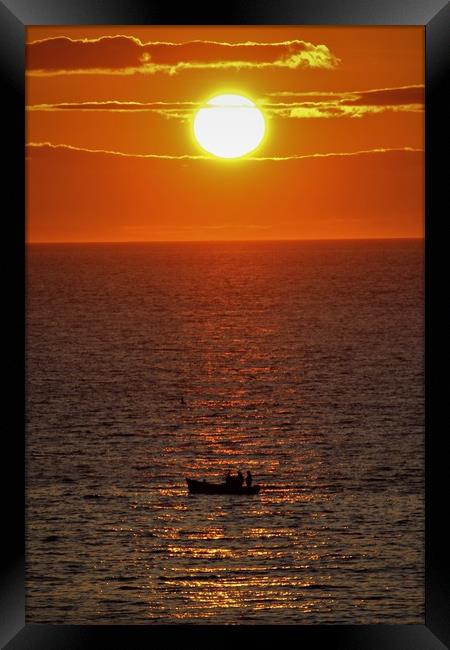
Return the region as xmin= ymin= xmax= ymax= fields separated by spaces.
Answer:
xmin=225 ymin=470 xmax=233 ymax=487
xmin=236 ymin=470 xmax=244 ymax=488
xmin=180 ymin=396 xmax=186 ymax=405
xmin=245 ymin=471 xmax=253 ymax=488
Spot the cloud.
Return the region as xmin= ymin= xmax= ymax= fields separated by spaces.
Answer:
xmin=26 ymin=101 xmax=199 ymax=121
xmin=26 ymin=36 xmax=339 ymax=75
xmin=26 ymin=141 xmax=423 ymax=162
xmin=267 ymin=103 xmax=422 ymax=119
xmin=344 ymin=85 xmax=424 ymax=106
xmin=27 ymin=101 xmax=199 ymax=111
xmin=26 ymin=85 xmax=423 ymax=121
xmin=27 ymin=141 xmax=212 ymax=160
xmin=263 ymin=85 xmax=424 ymax=118
xmin=266 ymin=85 xmax=424 ymax=104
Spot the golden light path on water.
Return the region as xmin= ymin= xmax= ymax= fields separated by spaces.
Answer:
xmin=26 ymin=241 xmax=424 ymax=624
xmin=140 ymin=487 xmax=335 ymax=620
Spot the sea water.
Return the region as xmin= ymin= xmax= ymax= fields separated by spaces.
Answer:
xmin=26 ymin=239 xmax=424 ymax=624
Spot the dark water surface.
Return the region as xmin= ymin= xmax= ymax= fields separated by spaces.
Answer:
xmin=26 ymin=240 xmax=424 ymax=624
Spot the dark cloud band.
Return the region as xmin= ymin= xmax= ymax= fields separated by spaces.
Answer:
xmin=27 ymin=36 xmax=339 ymax=74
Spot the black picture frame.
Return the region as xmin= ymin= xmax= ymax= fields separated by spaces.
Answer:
xmin=2 ymin=1 xmax=449 ymax=648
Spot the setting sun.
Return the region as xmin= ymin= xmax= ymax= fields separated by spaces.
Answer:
xmin=193 ymin=94 xmax=266 ymax=159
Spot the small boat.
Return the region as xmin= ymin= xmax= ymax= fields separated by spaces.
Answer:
xmin=186 ymin=478 xmax=261 ymax=495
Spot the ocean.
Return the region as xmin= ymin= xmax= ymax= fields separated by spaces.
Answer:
xmin=26 ymin=239 xmax=424 ymax=624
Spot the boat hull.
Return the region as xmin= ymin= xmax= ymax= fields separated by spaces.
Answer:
xmin=186 ymin=478 xmax=261 ymax=495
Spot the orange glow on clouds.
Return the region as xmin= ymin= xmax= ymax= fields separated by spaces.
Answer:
xmin=26 ymin=26 xmax=424 ymax=242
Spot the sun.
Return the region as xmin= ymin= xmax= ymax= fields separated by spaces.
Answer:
xmin=193 ymin=94 xmax=266 ymax=159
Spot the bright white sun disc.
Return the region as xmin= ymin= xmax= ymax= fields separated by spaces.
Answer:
xmin=193 ymin=94 xmax=266 ymax=159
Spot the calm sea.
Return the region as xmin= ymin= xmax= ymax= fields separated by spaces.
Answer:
xmin=26 ymin=240 xmax=424 ymax=624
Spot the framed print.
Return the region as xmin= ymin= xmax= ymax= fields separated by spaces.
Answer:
xmin=2 ymin=0 xmax=449 ymax=648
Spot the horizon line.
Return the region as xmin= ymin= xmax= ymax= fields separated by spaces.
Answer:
xmin=26 ymin=236 xmax=424 ymax=245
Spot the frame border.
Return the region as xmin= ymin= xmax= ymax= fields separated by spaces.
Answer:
xmin=2 ymin=1 xmax=449 ymax=647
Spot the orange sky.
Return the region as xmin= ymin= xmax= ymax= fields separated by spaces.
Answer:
xmin=26 ymin=26 xmax=424 ymax=242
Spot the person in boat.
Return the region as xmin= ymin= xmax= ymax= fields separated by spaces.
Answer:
xmin=236 ymin=470 xmax=244 ymax=488
xmin=225 ymin=470 xmax=233 ymax=487
xmin=245 ymin=471 xmax=253 ymax=488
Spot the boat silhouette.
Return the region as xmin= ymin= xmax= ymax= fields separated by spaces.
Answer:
xmin=186 ymin=477 xmax=261 ymax=495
